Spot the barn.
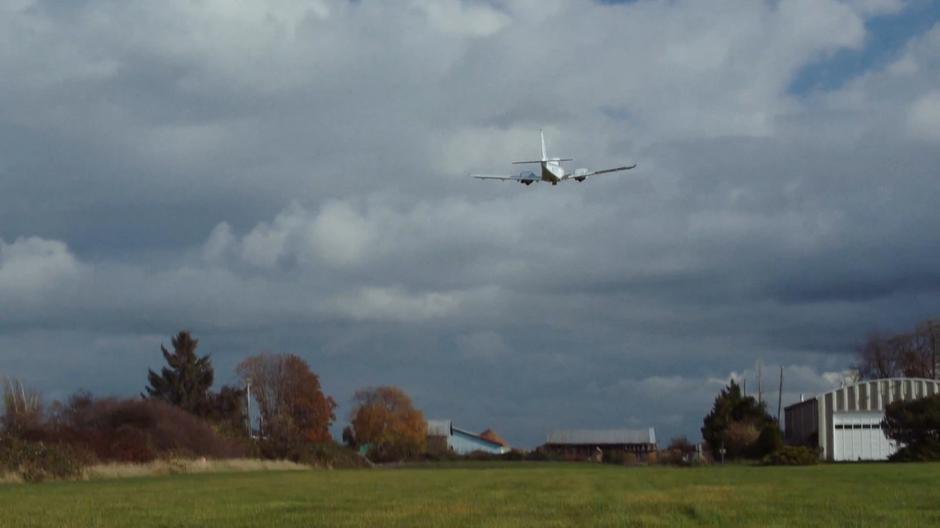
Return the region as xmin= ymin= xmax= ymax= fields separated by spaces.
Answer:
xmin=785 ymin=377 xmax=940 ymax=461
xmin=543 ymin=428 xmax=657 ymax=462
xmin=426 ymin=420 xmax=510 ymax=455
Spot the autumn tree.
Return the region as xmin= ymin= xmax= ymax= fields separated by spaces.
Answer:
xmin=348 ymin=386 xmax=426 ymax=462
xmin=701 ymin=379 xmax=777 ymax=459
xmin=855 ymin=320 xmax=939 ymax=380
xmin=236 ymin=353 xmax=335 ymax=449
xmin=144 ymin=331 xmax=214 ymax=415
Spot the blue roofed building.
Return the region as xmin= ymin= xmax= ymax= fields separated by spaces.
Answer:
xmin=427 ymin=420 xmax=510 ymax=455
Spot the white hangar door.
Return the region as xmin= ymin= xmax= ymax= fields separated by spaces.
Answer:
xmin=832 ymin=412 xmax=896 ymax=461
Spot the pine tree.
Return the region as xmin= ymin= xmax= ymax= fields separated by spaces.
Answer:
xmin=701 ymin=379 xmax=775 ymax=459
xmin=144 ymin=331 xmax=214 ymax=416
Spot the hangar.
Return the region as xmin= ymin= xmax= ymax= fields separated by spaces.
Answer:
xmin=785 ymin=378 xmax=940 ymax=461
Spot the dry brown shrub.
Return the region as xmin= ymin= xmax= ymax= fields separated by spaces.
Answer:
xmin=724 ymin=421 xmax=760 ymax=458
xmin=46 ymin=397 xmax=247 ymax=462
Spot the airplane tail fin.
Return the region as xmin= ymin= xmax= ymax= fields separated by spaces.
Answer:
xmin=513 ymin=129 xmax=570 ymax=164
xmin=540 ymin=128 xmax=547 ymax=162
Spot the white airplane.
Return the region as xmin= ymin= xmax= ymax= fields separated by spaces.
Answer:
xmin=472 ymin=129 xmax=636 ymax=186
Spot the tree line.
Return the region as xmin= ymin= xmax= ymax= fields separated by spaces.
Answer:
xmin=140 ymin=331 xmax=427 ymax=461
xmin=1 ymin=330 xmax=429 ymax=480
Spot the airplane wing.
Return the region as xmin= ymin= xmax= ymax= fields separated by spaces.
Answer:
xmin=471 ymin=171 xmax=539 ymax=185
xmin=566 ymin=164 xmax=637 ymax=181
xmin=472 ymin=174 xmax=518 ymax=181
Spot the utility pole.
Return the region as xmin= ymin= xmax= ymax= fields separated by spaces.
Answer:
xmin=777 ymin=366 xmax=784 ymax=422
xmin=757 ymin=361 xmax=763 ymax=406
xmin=245 ymin=381 xmax=252 ymax=437
xmin=930 ymin=320 xmax=938 ymax=380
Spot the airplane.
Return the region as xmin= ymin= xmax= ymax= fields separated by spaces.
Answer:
xmin=472 ymin=129 xmax=636 ymax=186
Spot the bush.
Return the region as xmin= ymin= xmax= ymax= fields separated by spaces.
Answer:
xmin=500 ymin=449 xmax=528 ymax=461
xmin=762 ymin=446 xmax=819 ymax=466
xmin=298 ymin=442 xmax=372 ymax=469
xmin=754 ymin=423 xmax=784 ymax=458
xmin=256 ymin=437 xmax=370 ymax=468
xmin=602 ymin=450 xmax=623 ymax=465
xmin=725 ymin=421 xmax=760 ymax=458
xmin=0 ymin=436 xmax=91 ymax=482
xmin=890 ymin=440 xmax=940 ymax=462
xmin=660 ymin=437 xmax=700 ymax=466
xmin=524 ymin=448 xmax=564 ymax=462
xmin=46 ymin=397 xmax=247 ymax=462
xmin=884 ymin=394 xmax=940 ymax=462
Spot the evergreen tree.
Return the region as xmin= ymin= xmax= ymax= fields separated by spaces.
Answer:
xmin=883 ymin=393 xmax=940 ymax=461
xmin=701 ymin=379 xmax=775 ymax=459
xmin=144 ymin=331 xmax=214 ymax=416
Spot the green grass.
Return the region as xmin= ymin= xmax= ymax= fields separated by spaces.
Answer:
xmin=1 ymin=462 xmax=939 ymax=527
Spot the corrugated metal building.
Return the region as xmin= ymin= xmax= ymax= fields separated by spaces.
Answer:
xmin=544 ymin=428 xmax=657 ymax=461
xmin=427 ymin=420 xmax=510 ymax=455
xmin=785 ymin=377 xmax=940 ymax=461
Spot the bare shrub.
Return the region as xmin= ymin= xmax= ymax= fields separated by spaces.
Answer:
xmin=46 ymin=396 xmax=247 ymax=462
xmin=724 ymin=421 xmax=760 ymax=458
xmin=0 ymin=435 xmax=90 ymax=482
xmin=2 ymin=378 xmax=44 ymax=437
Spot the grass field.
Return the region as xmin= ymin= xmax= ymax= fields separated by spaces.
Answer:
xmin=1 ymin=462 xmax=939 ymax=527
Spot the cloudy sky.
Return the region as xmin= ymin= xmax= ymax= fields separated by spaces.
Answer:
xmin=2 ymin=0 xmax=940 ymax=446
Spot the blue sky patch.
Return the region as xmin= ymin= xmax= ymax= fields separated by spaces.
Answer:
xmin=789 ymin=0 xmax=940 ymax=95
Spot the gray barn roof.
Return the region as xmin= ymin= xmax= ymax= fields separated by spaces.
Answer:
xmin=547 ymin=428 xmax=656 ymax=445
xmin=427 ymin=420 xmax=452 ymax=436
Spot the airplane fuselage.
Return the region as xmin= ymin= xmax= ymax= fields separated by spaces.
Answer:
xmin=541 ymin=161 xmax=565 ymax=184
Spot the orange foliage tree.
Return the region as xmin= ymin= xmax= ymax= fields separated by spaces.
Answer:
xmin=348 ymin=386 xmax=426 ymax=462
xmin=236 ymin=353 xmax=335 ymax=446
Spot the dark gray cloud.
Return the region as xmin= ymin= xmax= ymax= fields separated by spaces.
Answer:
xmin=1 ymin=0 xmax=939 ymax=446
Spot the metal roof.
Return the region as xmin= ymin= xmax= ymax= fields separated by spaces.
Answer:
xmin=546 ymin=428 xmax=656 ymax=445
xmin=426 ymin=420 xmax=452 ymax=436
xmin=452 ymin=426 xmax=504 ymax=448
xmin=784 ymin=377 xmax=940 ymax=412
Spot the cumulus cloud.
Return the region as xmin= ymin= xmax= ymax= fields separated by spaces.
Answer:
xmin=412 ymin=0 xmax=510 ymax=37
xmin=456 ymin=330 xmax=512 ymax=361
xmin=2 ymin=0 xmax=940 ymax=444
xmin=0 ymin=237 xmax=82 ymax=298
xmin=908 ymin=91 xmax=940 ymax=140
xmin=330 ymin=286 xmax=462 ymax=323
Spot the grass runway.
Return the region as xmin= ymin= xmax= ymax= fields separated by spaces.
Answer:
xmin=1 ymin=462 xmax=939 ymax=527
